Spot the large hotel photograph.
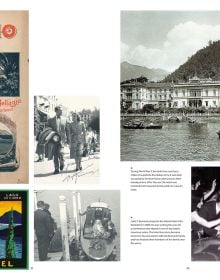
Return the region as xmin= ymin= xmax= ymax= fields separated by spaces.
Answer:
xmin=121 ymin=75 xmax=220 ymax=110
xmin=120 ymin=11 xmax=220 ymax=161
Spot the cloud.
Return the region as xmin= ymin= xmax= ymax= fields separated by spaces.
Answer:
xmin=121 ymin=21 xmax=220 ymax=71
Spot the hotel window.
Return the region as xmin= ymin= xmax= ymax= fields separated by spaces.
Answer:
xmin=213 ymin=89 xmax=217 ymax=96
xmin=154 ymin=94 xmax=157 ymax=99
xmin=164 ymin=89 xmax=167 ymax=92
xmin=159 ymin=89 xmax=162 ymax=92
xmin=182 ymin=90 xmax=185 ymax=96
xmin=136 ymin=93 xmax=138 ymax=99
xmin=159 ymin=95 xmax=162 ymax=99
xmin=205 ymin=101 xmax=208 ymax=107
xmin=213 ymin=101 xmax=217 ymax=106
xmin=182 ymin=101 xmax=186 ymax=106
xmin=205 ymin=90 xmax=208 ymax=96
xmin=150 ymin=95 xmax=152 ymax=100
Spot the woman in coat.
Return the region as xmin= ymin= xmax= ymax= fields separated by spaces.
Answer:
xmin=68 ymin=112 xmax=86 ymax=171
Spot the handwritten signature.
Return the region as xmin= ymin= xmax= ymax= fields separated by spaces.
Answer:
xmin=62 ymin=161 xmax=99 ymax=184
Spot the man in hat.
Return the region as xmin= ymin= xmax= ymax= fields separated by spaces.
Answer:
xmin=47 ymin=106 xmax=68 ymax=174
xmin=34 ymin=201 xmax=51 ymax=261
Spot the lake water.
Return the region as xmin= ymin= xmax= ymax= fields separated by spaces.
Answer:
xmin=0 ymin=237 xmax=22 ymax=259
xmin=121 ymin=118 xmax=220 ymax=161
xmin=0 ymin=141 xmax=12 ymax=155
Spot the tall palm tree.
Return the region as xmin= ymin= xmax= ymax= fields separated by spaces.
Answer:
xmin=6 ymin=208 xmax=16 ymax=259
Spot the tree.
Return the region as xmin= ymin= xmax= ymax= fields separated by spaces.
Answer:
xmin=6 ymin=208 xmax=16 ymax=259
xmin=142 ymin=104 xmax=155 ymax=113
xmin=0 ymin=53 xmax=19 ymax=96
xmin=88 ymin=109 xmax=100 ymax=133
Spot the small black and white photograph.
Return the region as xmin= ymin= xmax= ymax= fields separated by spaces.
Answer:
xmin=0 ymin=53 xmax=19 ymax=97
xmin=121 ymin=11 xmax=220 ymax=161
xmin=191 ymin=166 xmax=220 ymax=261
xmin=34 ymin=190 xmax=120 ymax=261
xmin=34 ymin=96 xmax=100 ymax=184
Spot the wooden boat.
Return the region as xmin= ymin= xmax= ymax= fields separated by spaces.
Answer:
xmin=80 ymin=202 xmax=117 ymax=261
xmin=123 ymin=121 xmax=162 ymax=129
xmin=145 ymin=123 xmax=163 ymax=129
xmin=188 ymin=121 xmax=207 ymax=126
xmin=123 ymin=121 xmax=145 ymax=129
xmin=188 ymin=118 xmax=196 ymax=123
xmin=168 ymin=116 xmax=180 ymax=122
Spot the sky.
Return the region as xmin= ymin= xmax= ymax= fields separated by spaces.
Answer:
xmin=121 ymin=11 xmax=220 ymax=72
xmin=57 ymin=96 xmax=99 ymax=112
xmin=0 ymin=201 xmax=22 ymax=216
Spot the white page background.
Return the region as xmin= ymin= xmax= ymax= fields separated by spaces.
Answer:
xmin=1 ymin=0 xmax=220 ymax=279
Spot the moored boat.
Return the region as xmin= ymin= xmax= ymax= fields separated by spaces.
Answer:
xmin=145 ymin=123 xmax=163 ymax=129
xmin=123 ymin=120 xmax=144 ymax=129
xmin=123 ymin=121 xmax=162 ymax=129
xmin=168 ymin=116 xmax=180 ymax=122
xmin=80 ymin=202 xmax=117 ymax=261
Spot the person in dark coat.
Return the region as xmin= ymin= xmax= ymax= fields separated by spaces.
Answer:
xmin=194 ymin=192 xmax=220 ymax=238
xmin=43 ymin=203 xmax=57 ymax=237
xmin=34 ymin=201 xmax=51 ymax=261
xmin=47 ymin=106 xmax=68 ymax=174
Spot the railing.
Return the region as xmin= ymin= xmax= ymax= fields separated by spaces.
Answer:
xmin=121 ymin=112 xmax=220 ymax=121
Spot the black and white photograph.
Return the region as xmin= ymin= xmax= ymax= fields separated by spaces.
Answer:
xmin=121 ymin=11 xmax=220 ymax=161
xmin=191 ymin=167 xmax=220 ymax=261
xmin=34 ymin=190 xmax=120 ymax=261
xmin=34 ymin=96 xmax=100 ymax=184
xmin=0 ymin=53 xmax=19 ymax=97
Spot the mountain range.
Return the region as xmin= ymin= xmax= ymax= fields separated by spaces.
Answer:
xmin=121 ymin=40 xmax=220 ymax=83
xmin=163 ymin=40 xmax=220 ymax=82
xmin=0 ymin=225 xmax=23 ymax=237
xmin=121 ymin=61 xmax=169 ymax=82
xmin=0 ymin=210 xmax=22 ymax=224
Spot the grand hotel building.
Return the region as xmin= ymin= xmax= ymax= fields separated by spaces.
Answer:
xmin=120 ymin=76 xmax=220 ymax=110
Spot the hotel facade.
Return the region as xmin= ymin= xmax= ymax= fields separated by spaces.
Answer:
xmin=120 ymin=76 xmax=220 ymax=110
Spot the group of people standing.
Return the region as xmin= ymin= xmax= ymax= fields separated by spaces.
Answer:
xmin=34 ymin=200 xmax=57 ymax=261
xmin=36 ymin=106 xmax=97 ymax=174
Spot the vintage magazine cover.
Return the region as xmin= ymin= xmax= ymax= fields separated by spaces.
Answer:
xmin=0 ymin=11 xmax=28 ymax=183
xmin=0 ymin=190 xmax=28 ymax=269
